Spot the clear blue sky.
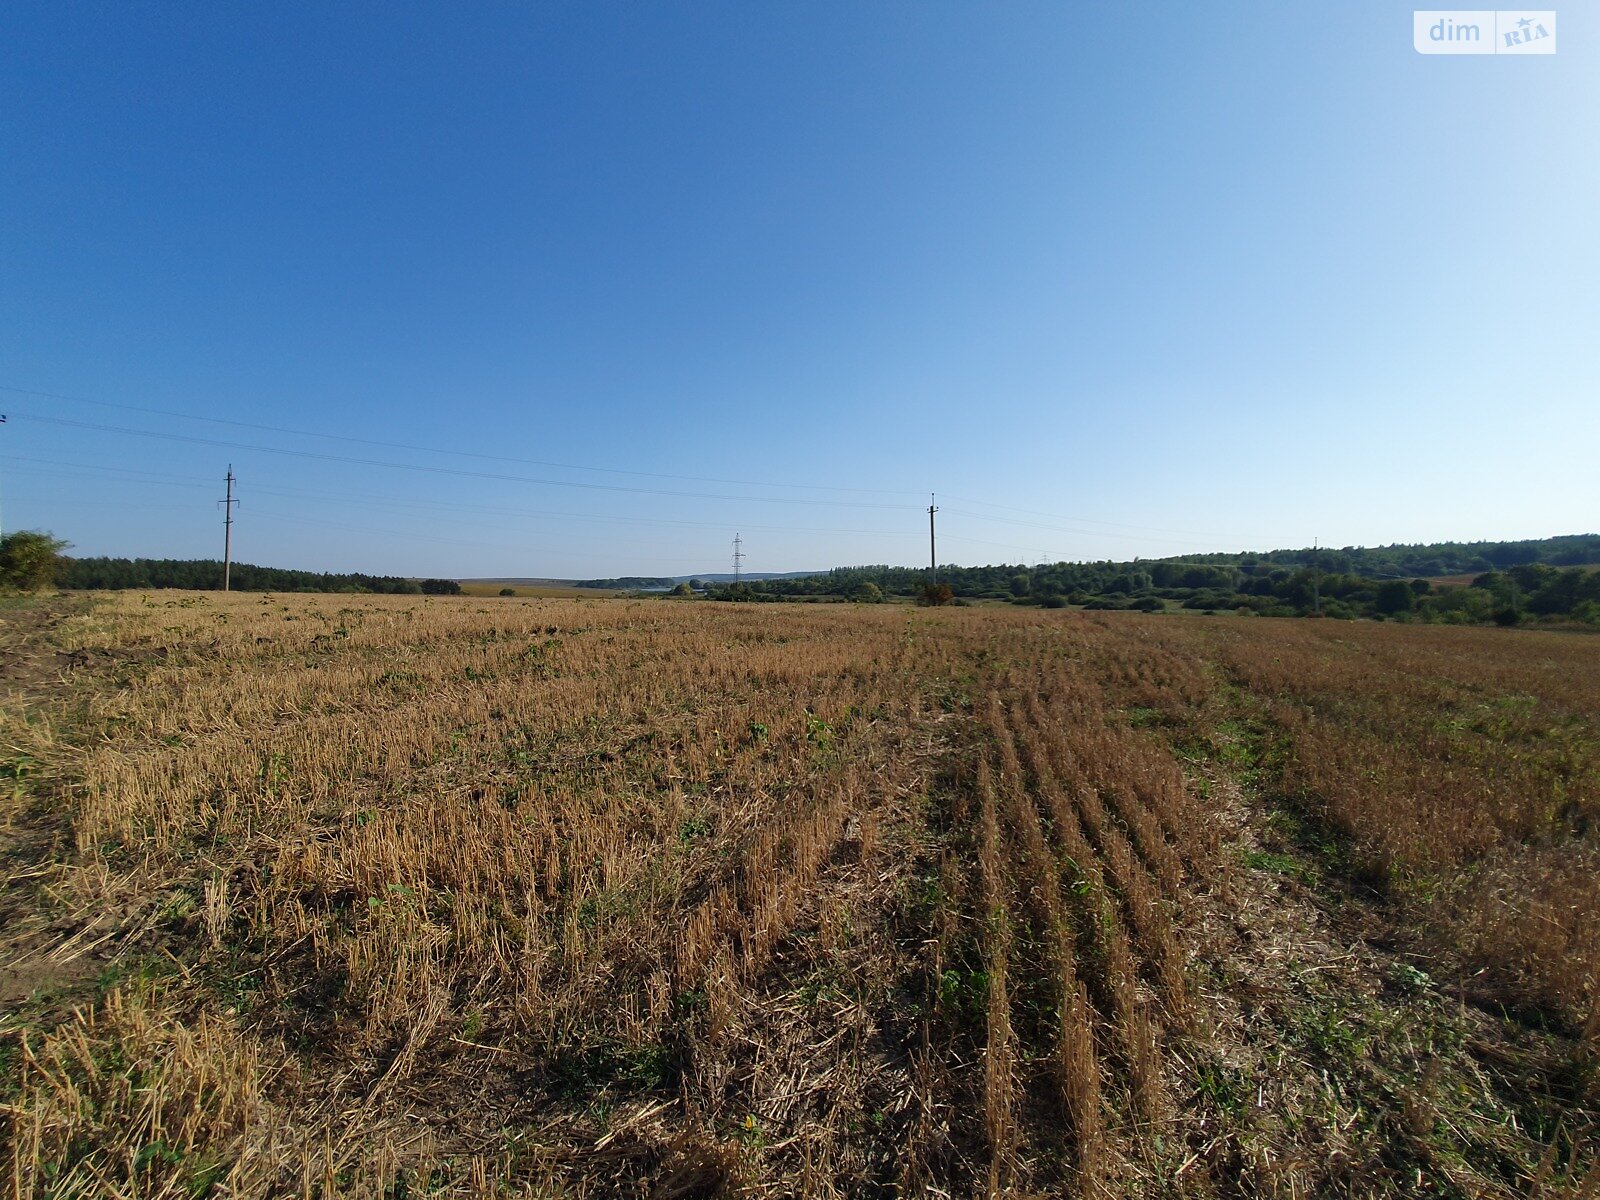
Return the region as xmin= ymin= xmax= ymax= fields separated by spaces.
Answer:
xmin=2 ymin=3 xmax=1594 ymax=578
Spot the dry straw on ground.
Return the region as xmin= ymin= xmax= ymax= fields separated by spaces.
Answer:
xmin=1 ymin=592 xmax=1595 ymax=1196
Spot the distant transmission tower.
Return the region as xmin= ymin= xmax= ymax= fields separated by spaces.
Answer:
xmin=732 ymin=532 xmax=745 ymax=583
xmin=219 ymin=466 xmax=238 ymax=591
xmin=927 ymin=494 xmax=938 ymax=583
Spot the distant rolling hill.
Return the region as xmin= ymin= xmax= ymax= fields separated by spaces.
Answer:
xmin=549 ymin=572 xmax=826 ymax=589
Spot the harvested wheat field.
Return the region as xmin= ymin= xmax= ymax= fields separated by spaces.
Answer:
xmin=1 ymin=592 xmax=1596 ymax=1198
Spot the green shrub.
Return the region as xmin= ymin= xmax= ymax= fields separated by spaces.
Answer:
xmin=0 ymin=531 xmax=69 ymax=591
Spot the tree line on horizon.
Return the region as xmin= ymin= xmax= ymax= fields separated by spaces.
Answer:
xmin=54 ymin=556 xmax=462 ymax=595
xmin=5 ymin=532 xmax=1599 ymax=625
xmin=572 ymin=575 xmax=680 ymax=590
xmin=698 ymin=534 xmax=1600 ymax=625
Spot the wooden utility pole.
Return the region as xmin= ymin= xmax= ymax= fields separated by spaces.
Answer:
xmin=220 ymin=466 xmax=237 ymax=591
xmin=927 ymin=494 xmax=938 ymax=583
xmin=1311 ymin=536 xmax=1320 ymax=615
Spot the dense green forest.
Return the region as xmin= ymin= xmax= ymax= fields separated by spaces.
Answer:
xmin=704 ymin=535 xmax=1600 ymax=625
xmin=59 ymin=558 xmax=462 ymax=595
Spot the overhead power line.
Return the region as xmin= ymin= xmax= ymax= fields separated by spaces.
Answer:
xmin=0 ymin=384 xmax=922 ymax=498
xmin=941 ymin=493 xmax=1274 ymax=543
xmin=6 ymin=385 xmax=1282 ymax=550
xmin=1 ymin=454 xmax=218 ymax=487
xmin=941 ymin=507 xmax=1248 ymax=549
xmin=2 ymin=456 xmax=1220 ymax=563
xmin=11 ymin=412 xmax=917 ymax=511
xmin=0 ymin=454 xmax=928 ymax=542
xmin=4 ymin=386 xmax=1296 ymax=567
